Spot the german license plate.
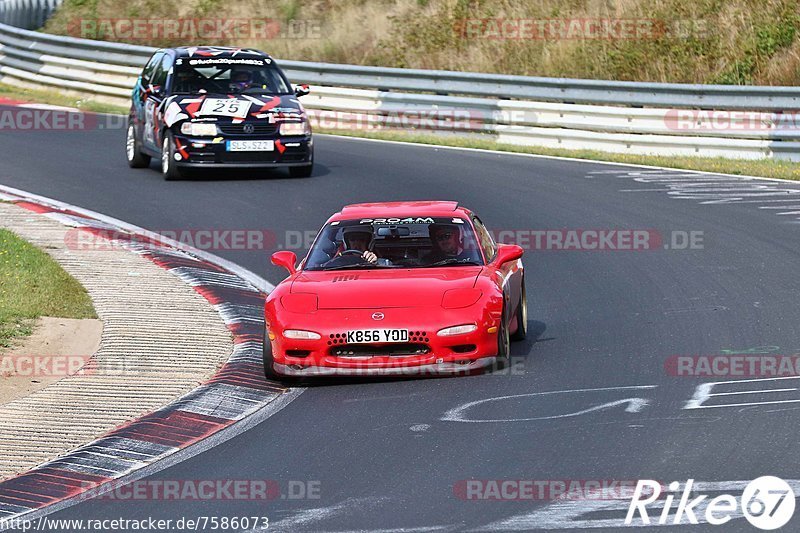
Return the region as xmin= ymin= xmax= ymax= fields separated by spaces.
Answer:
xmin=346 ymin=329 xmax=409 ymax=344
xmin=226 ymin=140 xmax=274 ymax=152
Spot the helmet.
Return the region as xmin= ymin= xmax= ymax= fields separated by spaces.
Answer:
xmin=342 ymin=226 xmax=374 ymax=249
xmin=229 ymin=69 xmax=253 ymax=92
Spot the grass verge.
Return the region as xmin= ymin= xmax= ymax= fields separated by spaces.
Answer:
xmin=2 ymin=81 xmax=799 ymax=181
xmin=0 ymin=83 xmax=126 ymax=115
xmin=0 ymin=228 xmax=96 ymax=348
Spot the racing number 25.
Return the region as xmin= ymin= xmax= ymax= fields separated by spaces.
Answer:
xmin=213 ymin=101 xmax=241 ymax=114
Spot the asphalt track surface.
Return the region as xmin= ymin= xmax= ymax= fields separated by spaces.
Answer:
xmin=2 ymin=116 xmax=800 ymax=532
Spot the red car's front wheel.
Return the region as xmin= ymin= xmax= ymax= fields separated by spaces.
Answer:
xmin=263 ymin=325 xmax=301 ymax=385
xmin=496 ymin=303 xmax=511 ymax=368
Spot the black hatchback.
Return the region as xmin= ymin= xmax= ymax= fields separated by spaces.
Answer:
xmin=126 ymin=46 xmax=313 ymax=180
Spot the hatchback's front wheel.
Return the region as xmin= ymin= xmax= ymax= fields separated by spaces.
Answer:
xmin=161 ymin=131 xmax=183 ymax=181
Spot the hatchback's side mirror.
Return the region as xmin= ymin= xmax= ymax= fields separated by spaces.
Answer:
xmin=492 ymin=244 xmax=524 ymax=266
xmin=294 ymin=84 xmax=310 ymax=97
xmin=271 ymin=251 xmax=297 ymax=275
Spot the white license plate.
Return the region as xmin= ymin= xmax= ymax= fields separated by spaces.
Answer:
xmin=226 ymin=140 xmax=274 ymax=152
xmin=199 ymin=98 xmax=250 ymax=119
xmin=346 ymin=329 xmax=409 ymax=344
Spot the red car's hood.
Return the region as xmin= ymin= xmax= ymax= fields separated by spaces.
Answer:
xmin=290 ymin=267 xmax=482 ymax=309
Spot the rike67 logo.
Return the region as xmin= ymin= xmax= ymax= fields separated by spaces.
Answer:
xmin=626 ymin=477 xmax=795 ymax=530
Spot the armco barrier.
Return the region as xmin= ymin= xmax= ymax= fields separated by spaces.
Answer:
xmin=1 ymin=20 xmax=800 ymax=160
xmin=0 ymin=0 xmax=60 ymax=30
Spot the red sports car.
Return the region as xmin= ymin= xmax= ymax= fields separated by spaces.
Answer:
xmin=263 ymin=201 xmax=526 ymax=380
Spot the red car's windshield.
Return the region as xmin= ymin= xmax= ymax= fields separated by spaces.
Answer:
xmin=304 ymin=217 xmax=485 ymax=271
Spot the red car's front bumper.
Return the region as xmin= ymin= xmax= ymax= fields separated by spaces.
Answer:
xmin=265 ymin=307 xmax=502 ymax=377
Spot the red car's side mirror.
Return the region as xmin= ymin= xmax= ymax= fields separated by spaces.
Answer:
xmin=271 ymin=251 xmax=297 ymax=275
xmin=492 ymin=244 xmax=524 ymax=266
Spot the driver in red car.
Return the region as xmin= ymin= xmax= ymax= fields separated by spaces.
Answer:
xmin=325 ymin=226 xmax=378 ymax=265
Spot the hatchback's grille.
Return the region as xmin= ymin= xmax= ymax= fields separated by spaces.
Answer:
xmin=219 ymin=123 xmax=278 ymax=135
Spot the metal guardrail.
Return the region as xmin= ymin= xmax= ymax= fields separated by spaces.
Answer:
xmin=0 ymin=0 xmax=61 ymax=30
xmin=1 ymin=19 xmax=799 ymax=160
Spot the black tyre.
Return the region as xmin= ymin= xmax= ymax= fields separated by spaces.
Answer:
xmin=263 ymin=325 xmax=301 ymax=385
xmin=126 ymin=122 xmax=151 ymax=168
xmin=161 ymin=131 xmax=183 ymax=181
xmin=496 ymin=302 xmax=511 ymax=369
xmin=511 ymin=280 xmax=528 ymax=341
xmin=262 ymin=326 xmax=281 ymax=381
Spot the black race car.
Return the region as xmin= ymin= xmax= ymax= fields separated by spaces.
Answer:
xmin=126 ymin=46 xmax=313 ymax=180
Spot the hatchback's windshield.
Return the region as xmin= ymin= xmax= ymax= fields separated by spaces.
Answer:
xmin=172 ymin=57 xmax=291 ymax=95
xmin=304 ymin=217 xmax=484 ymax=271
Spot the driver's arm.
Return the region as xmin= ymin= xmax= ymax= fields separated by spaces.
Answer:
xmin=362 ymin=251 xmax=377 ymax=263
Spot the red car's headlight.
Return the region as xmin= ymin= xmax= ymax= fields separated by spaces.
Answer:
xmin=441 ymin=289 xmax=483 ymax=309
xmin=283 ymin=329 xmax=321 ymax=340
xmin=437 ymin=324 xmax=478 ymax=337
xmin=280 ymin=293 xmax=318 ymax=313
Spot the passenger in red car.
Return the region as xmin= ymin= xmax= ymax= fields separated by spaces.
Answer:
xmin=424 ymin=223 xmax=477 ymax=264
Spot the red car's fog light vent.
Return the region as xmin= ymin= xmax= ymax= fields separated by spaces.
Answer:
xmin=286 ymin=349 xmax=311 ymax=357
xmin=331 ymin=343 xmax=430 ymax=357
xmin=409 ymin=331 xmax=429 ymax=343
xmin=451 ymin=344 xmax=477 ymax=354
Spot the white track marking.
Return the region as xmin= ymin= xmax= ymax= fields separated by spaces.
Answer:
xmin=684 ymin=376 xmax=800 ymax=410
xmin=18 ymin=103 xmax=80 ymax=112
xmin=442 ymin=386 xmax=656 ymax=423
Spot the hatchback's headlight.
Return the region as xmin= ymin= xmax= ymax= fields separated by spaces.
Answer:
xmin=279 ymin=121 xmax=310 ymax=136
xmin=180 ymin=122 xmax=218 ymax=136
xmin=283 ymin=329 xmax=321 ymax=340
xmin=437 ymin=324 xmax=478 ymax=337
